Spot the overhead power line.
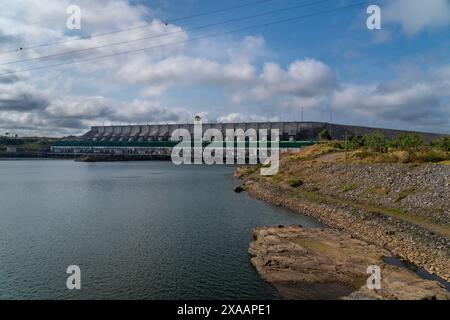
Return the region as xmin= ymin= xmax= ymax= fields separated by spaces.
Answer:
xmin=0 ymin=1 xmax=370 ymax=78
xmin=0 ymin=0 xmax=332 ymax=66
xmin=0 ymin=0 xmax=275 ymax=54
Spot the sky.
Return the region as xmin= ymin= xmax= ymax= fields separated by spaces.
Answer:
xmin=0 ymin=0 xmax=449 ymax=137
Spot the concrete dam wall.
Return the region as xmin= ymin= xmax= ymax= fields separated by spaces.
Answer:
xmin=80 ymin=122 xmax=443 ymax=142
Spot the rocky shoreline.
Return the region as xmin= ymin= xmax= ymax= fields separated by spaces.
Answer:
xmin=249 ymin=225 xmax=450 ymax=300
xmin=236 ymin=154 xmax=450 ymax=299
xmin=240 ymin=176 xmax=450 ymax=282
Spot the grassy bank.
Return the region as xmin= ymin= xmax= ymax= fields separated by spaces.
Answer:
xmin=0 ymin=137 xmax=58 ymax=153
xmin=238 ymin=137 xmax=450 ymax=238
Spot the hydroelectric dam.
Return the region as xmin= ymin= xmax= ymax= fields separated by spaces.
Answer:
xmin=50 ymin=121 xmax=443 ymax=157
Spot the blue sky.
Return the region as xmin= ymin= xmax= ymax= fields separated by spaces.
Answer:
xmin=0 ymin=0 xmax=449 ymax=136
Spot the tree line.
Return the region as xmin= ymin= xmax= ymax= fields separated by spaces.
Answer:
xmin=318 ymin=129 xmax=450 ymax=153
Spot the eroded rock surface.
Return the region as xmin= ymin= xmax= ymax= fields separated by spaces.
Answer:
xmin=249 ymin=225 xmax=450 ymax=300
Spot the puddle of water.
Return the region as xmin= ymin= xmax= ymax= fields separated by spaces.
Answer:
xmin=383 ymin=256 xmax=450 ymax=292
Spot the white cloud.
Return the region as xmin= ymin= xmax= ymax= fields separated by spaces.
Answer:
xmin=117 ymin=55 xmax=336 ymax=109
xmin=0 ymin=0 xmax=188 ymax=73
xmin=116 ymin=55 xmax=256 ymax=88
xmin=0 ymin=0 xmax=449 ymax=136
xmin=111 ymin=99 xmax=191 ymax=123
xmin=217 ymin=113 xmax=279 ymax=123
xmin=384 ymin=0 xmax=450 ymax=35
xmin=45 ymin=96 xmax=112 ymax=119
xmin=230 ymin=59 xmax=336 ymax=105
xmin=331 ymin=66 xmax=450 ymax=130
xmin=0 ymin=80 xmax=49 ymax=111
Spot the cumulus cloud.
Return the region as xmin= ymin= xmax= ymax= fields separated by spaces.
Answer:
xmin=217 ymin=113 xmax=279 ymax=123
xmin=45 ymin=96 xmax=113 ymax=119
xmin=0 ymin=0 xmax=187 ymax=73
xmin=110 ymin=99 xmax=191 ymax=123
xmin=384 ymin=0 xmax=450 ymax=35
xmin=0 ymin=94 xmax=193 ymax=136
xmin=0 ymin=74 xmax=23 ymax=84
xmin=116 ymin=54 xmax=257 ymax=92
xmin=0 ymin=82 xmax=49 ymax=111
xmin=117 ymin=55 xmax=336 ymax=107
xmin=0 ymin=92 xmax=48 ymax=111
xmin=231 ymin=59 xmax=336 ymax=104
xmin=0 ymin=30 xmax=21 ymax=48
xmin=331 ymin=66 xmax=450 ymax=130
xmin=332 ymin=84 xmax=442 ymax=123
xmin=0 ymin=0 xmax=448 ymax=136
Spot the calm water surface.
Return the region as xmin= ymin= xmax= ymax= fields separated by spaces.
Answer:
xmin=0 ymin=160 xmax=322 ymax=299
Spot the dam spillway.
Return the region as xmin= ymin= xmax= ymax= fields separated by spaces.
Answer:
xmin=78 ymin=121 xmax=442 ymax=143
xmin=50 ymin=121 xmax=444 ymax=157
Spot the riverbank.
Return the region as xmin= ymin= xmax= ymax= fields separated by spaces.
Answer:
xmin=0 ymin=153 xmax=174 ymax=162
xmin=237 ymin=144 xmax=450 ymax=298
xmin=249 ymin=225 xmax=450 ymax=300
xmin=0 ymin=152 xmax=73 ymax=159
xmin=74 ymin=154 xmax=171 ymax=162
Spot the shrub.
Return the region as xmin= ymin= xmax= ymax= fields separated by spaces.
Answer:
xmin=419 ymin=150 xmax=449 ymax=163
xmin=318 ymin=129 xmax=332 ymax=141
xmin=393 ymin=134 xmax=425 ymax=151
xmin=390 ymin=150 xmax=411 ymax=163
xmin=0 ymin=137 xmax=24 ymax=145
xmin=364 ymin=132 xmax=387 ymax=153
xmin=435 ymin=136 xmax=450 ymax=152
xmin=347 ymin=136 xmax=364 ymax=150
xmin=402 ymin=149 xmax=449 ymax=163
xmin=289 ymin=179 xmax=304 ymax=188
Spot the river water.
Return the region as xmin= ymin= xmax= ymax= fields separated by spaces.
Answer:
xmin=0 ymin=160 xmax=322 ymax=299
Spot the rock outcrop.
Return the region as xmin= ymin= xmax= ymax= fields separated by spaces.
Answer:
xmin=239 ymin=176 xmax=450 ymax=282
xmin=249 ymin=226 xmax=450 ymax=300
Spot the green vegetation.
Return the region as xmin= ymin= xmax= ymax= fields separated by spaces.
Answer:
xmin=343 ymin=132 xmax=450 ymax=164
xmin=388 ymin=134 xmax=424 ymax=151
xmin=364 ymin=132 xmax=388 ymax=153
xmin=287 ymin=133 xmax=449 ymax=164
xmin=0 ymin=137 xmax=57 ymax=152
xmin=365 ymin=186 xmax=390 ymax=195
xmin=239 ymin=137 xmax=450 ymax=239
xmin=289 ymin=142 xmax=343 ymax=161
xmin=433 ymin=136 xmax=450 ymax=152
xmin=346 ymin=133 xmax=448 ymax=153
xmin=347 ymin=136 xmax=365 ymax=150
xmin=287 ymin=189 xmax=450 ymax=238
xmin=318 ymin=129 xmax=332 ymax=141
xmin=269 ymin=173 xmax=284 ymax=182
xmin=0 ymin=136 xmax=24 ymax=146
xmin=395 ymin=188 xmax=417 ymax=202
xmin=342 ymin=184 xmax=357 ymax=193
xmin=289 ymin=179 xmax=304 ymax=188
